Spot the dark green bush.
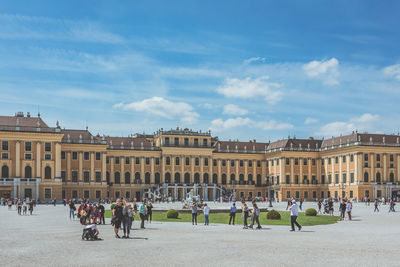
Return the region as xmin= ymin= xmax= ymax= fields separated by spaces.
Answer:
xmin=110 ymin=203 xmax=116 ymax=210
xmin=305 ymin=208 xmax=317 ymax=216
xmin=266 ymin=209 xmax=281 ymax=220
xmin=166 ymin=209 xmax=179 ymax=219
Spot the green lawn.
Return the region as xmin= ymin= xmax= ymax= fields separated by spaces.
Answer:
xmin=104 ymin=210 xmax=339 ymax=226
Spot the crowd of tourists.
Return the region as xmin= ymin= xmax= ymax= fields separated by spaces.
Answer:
xmin=1 ymin=197 xmax=36 ymax=215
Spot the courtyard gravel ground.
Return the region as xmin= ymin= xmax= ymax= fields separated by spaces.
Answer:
xmin=0 ymin=201 xmax=399 ymax=267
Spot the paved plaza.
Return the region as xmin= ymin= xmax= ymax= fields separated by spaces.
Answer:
xmin=0 ymin=201 xmax=399 ymax=267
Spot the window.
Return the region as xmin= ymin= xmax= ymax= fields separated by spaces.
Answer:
xmin=145 ymin=172 xmax=150 ymax=184
xmin=45 ymin=188 xmax=52 ymax=199
xmin=342 ymin=173 xmax=346 ymax=183
xmin=25 ymin=153 xmax=32 ymax=160
xmin=84 ymin=190 xmax=89 ymax=199
xmin=203 ymin=139 xmax=208 ymax=147
xmin=350 ymin=154 xmax=354 ymax=162
xmin=84 ymin=171 xmax=90 ymax=182
xmin=72 ymin=190 xmax=78 ymax=199
xmin=45 ymin=166 xmax=51 ymax=179
xmin=96 ymin=152 xmax=101 ymax=161
xmin=126 ymin=157 xmax=130 ymax=165
xmin=342 ymin=156 xmax=346 ymax=163
xmin=115 ymin=172 xmax=120 ymax=184
xmin=335 ymin=157 xmax=338 ymax=164
xmin=45 ymin=142 xmax=51 ymax=152
xmin=321 ymin=175 xmax=325 ymax=184
xmin=286 ymin=158 xmax=290 ymax=165
xmin=186 ymin=157 xmax=190 ymax=166
xmin=295 ymin=191 xmax=299 ymax=199
xmin=364 ymin=153 xmax=368 ymax=161
xmin=257 ymin=160 xmax=261 ymax=167
xmin=335 ymin=173 xmax=339 ymax=184
xmin=195 ymin=158 xmax=200 ymax=166
xmin=364 ymin=172 xmax=369 ymax=182
xmin=303 ymin=159 xmax=307 ymax=165
xmin=328 ymin=158 xmax=331 ymax=165
xmin=240 ymin=160 xmax=243 ymax=167
xmin=106 ymin=156 xmax=109 ymax=164
xmin=295 ymin=158 xmax=298 ymax=165
xmin=222 ymin=160 xmax=226 ymax=167
xmin=166 ymin=157 xmax=170 ymax=165
xmin=390 ymin=173 xmax=394 ymax=183
xmin=155 ymin=173 xmax=160 ymax=184
xmin=350 ymin=173 xmax=354 ymax=183
xmin=1 ymin=165 xmax=8 ymax=178
xmin=322 ymin=159 xmax=325 ymax=165
xmin=194 ymin=138 xmax=198 ymax=146
xmin=135 ymin=157 xmax=140 ymax=164
xmin=126 ymin=191 xmax=130 ymax=199
xmin=72 ymin=152 xmax=77 ymax=160
xmin=376 ymin=172 xmax=381 ymax=183
xmin=295 ymin=175 xmax=299 ymax=184
xmin=25 ymin=142 xmax=31 ymax=151
xmin=286 ymin=191 xmax=291 ymax=198
xmin=61 ymin=171 xmax=65 ymax=181
xmin=349 ymin=190 xmax=353 ymax=198
xmin=72 ymin=171 xmax=78 ymax=182
xmin=286 ymin=175 xmax=290 ymax=184
xmin=115 ymin=157 xmax=120 ymax=164
xmin=390 ymin=154 xmax=394 ymax=161
xmin=45 ymin=154 xmax=51 ymax=160
xmin=84 ymin=152 xmax=89 ymax=160
xmin=312 ymin=159 xmax=316 ymax=165
xmin=2 ymin=153 xmax=8 ymax=159
xmin=231 ymin=160 xmax=234 ymax=167
xmin=313 ymin=191 xmax=317 ymax=199
xmin=213 ymin=159 xmax=217 ymax=166
xmin=61 ymin=151 xmax=65 ymax=159
xmin=155 ymin=158 xmax=160 ymax=165
xmin=174 ymin=137 xmax=179 ymax=146
xmin=125 ymin=172 xmax=131 ymax=184
xmin=328 ymin=174 xmax=332 ymax=184
xmin=96 ymin=190 xmax=101 ymax=199
xmin=184 ymin=138 xmax=189 ymax=146
xmin=271 ymin=160 xmax=274 ymax=166
xmin=2 ymin=141 xmax=8 ymax=150
xmin=165 ymin=137 xmax=170 ymax=145
xmin=204 ymin=158 xmax=208 ymax=166
xmin=249 ymin=160 xmax=252 ymax=167
xmin=146 ymin=157 xmax=150 ymax=165
xmin=175 ymin=157 xmax=180 ymax=165
xmin=376 ymin=154 xmax=380 ymax=161
xmin=213 ymin=174 xmax=218 ymax=184
xmin=96 ymin=172 xmax=101 ymax=182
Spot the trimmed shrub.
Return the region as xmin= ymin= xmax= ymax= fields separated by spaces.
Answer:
xmin=166 ymin=209 xmax=179 ymax=219
xmin=305 ymin=208 xmax=317 ymax=216
xmin=266 ymin=209 xmax=281 ymax=220
xmin=110 ymin=203 xmax=116 ymax=210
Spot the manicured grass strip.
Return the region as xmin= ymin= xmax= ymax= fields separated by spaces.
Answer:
xmin=104 ymin=210 xmax=340 ymax=226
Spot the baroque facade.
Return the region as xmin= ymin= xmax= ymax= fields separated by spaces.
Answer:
xmin=1 ymin=112 xmax=400 ymax=202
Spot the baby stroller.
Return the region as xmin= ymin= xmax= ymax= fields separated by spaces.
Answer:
xmin=81 ymin=224 xmax=100 ymax=241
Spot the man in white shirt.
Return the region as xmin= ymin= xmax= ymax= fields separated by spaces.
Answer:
xmin=203 ymin=203 xmax=210 ymax=225
xmin=289 ymin=200 xmax=302 ymax=232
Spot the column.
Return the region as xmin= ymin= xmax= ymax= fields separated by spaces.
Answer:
xmin=235 ymin=159 xmax=239 ymax=180
xmin=244 ymin=160 xmax=248 ymax=183
xmin=55 ymin=142 xmax=61 ymax=178
xmin=140 ymin=156 xmax=145 ymax=182
xmin=209 ymin=156 xmax=213 ymax=184
xmin=78 ymin=152 xmax=83 ymax=182
xmin=161 ymin=155 xmax=165 ymax=183
xmin=110 ymin=156 xmax=114 ymax=183
xmin=101 ymin=152 xmax=106 ymax=181
xmin=307 ymin=158 xmax=311 ymax=184
xmin=261 ymin=160 xmax=266 ymax=182
xmin=331 ymin=157 xmax=334 ymax=184
xmin=339 ymin=155 xmax=343 ymax=183
xmin=180 ymin=155 xmax=184 ymax=182
xmin=35 ymin=178 xmax=40 ymax=201
xmin=15 ymin=141 xmax=21 ymax=177
xmin=356 ymin=153 xmax=362 ymax=183
xmin=397 ymin=154 xmax=400 ymax=183
xmin=324 ymin=158 xmax=328 ymax=184
xmin=191 ymin=156 xmax=195 ymax=183
xmin=290 ymin=158 xmax=294 ymax=184
xmin=300 ymin=158 xmax=303 ymax=183
xmin=90 ymin=152 xmax=95 ymax=182
xmin=316 ymin=158 xmax=321 ymax=184
xmin=227 ymin=159 xmax=231 ymax=182
xmin=121 ymin=156 xmax=125 ymax=182
xmin=346 ymin=154 xmax=350 ymax=184
xmin=383 ymin=153 xmax=387 ymax=182
xmin=370 ymin=153 xmax=374 ymax=182
xmin=200 ymin=156 xmax=204 ymax=183
xmin=66 ymin=151 xmax=71 ymax=181
xmin=131 ymin=157 xmax=135 ymax=182
xmin=217 ymin=159 xmax=221 ymax=184
xmin=36 ymin=142 xmax=41 ymax=177
xmin=171 ymin=154 xmax=175 ymax=181
xmin=151 ymin=157 xmax=155 ymax=184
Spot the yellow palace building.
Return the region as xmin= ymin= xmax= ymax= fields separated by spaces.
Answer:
xmin=1 ymin=112 xmax=400 ymax=202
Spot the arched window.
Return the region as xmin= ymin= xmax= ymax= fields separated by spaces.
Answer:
xmin=174 ymin=173 xmax=180 ymax=183
xmin=166 ymin=157 xmax=170 ymax=165
xmin=114 ymin=172 xmax=120 ymax=184
xmin=222 ymin=174 xmax=227 ymax=185
xmin=256 ymin=174 xmax=261 ymax=186
xmin=184 ymin=173 xmax=190 ymax=184
xmin=106 ymin=172 xmax=110 ymax=185
xmin=165 ymin=172 xmax=171 ymax=184
xmin=248 ymin=174 xmax=253 ymax=184
xmin=125 ymin=172 xmax=130 ymax=184
xmin=203 ymin=173 xmax=209 ymax=184
xmin=239 ymin=174 xmax=244 ymax=185
xmin=44 ymin=166 xmax=51 ymax=179
xmin=376 ymin=172 xmax=381 ymax=183
xmin=145 ymin=172 xmax=150 ymax=184
xmin=194 ymin=173 xmax=200 ymax=184
xmin=175 ymin=157 xmax=180 ymax=165
xmin=364 ymin=172 xmax=369 ymax=183
xmin=25 ymin=166 xmax=32 ymax=178
xmin=212 ymin=173 xmax=218 ymax=184
xmin=230 ymin=174 xmax=235 ymax=185
xmin=134 ymin=172 xmax=141 ymax=184
xmin=1 ymin=165 xmax=9 ymax=178
xmin=155 ymin=172 xmax=160 ymax=184
xmin=390 ymin=173 xmax=395 ymax=183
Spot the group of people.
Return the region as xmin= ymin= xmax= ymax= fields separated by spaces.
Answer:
xmin=72 ymin=201 xmax=106 ymax=225
xmin=374 ymin=198 xmax=396 ymax=212
xmin=7 ymin=198 xmax=35 ymax=215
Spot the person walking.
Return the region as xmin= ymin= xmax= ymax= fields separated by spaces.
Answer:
xmin=340 ymin=200 xmax=346 ymax=220
xmin=98 ymin=202 xmax=105 ymax=224
xmin=374 ymin=199 xmax=379 ymax=212
xmin=28 ymin=199 xmax=34 ymax=215
xmin=242 ymin=202 xmax=249 ymax=229
xmin=289 ymin=200 xmax=302 ymax=232
xmin=249 ymin=202 xmax=262 ymax=229
xmin=22 ymin=201 xmax=27 ymax=215
xmin=203 ymin=203 xmax=210 ymax=225
xmin=317 ymin=200 xmax=322 ymax=214
xmin=17 ymin=200 xmax=22 ymax=215
xmin=122 ymin=201 xmax=132 ymax=238
xmin=228 ymin=203 xmax=236 ymax=225
xmin=346 ymin=200 xmax=352 ymax=220
xmin=53 ymin=198 xmax=57 ymax=207
xmin=139 ymin=200 xmax=147 ymax=229
xmin=69 ymin=200 xmax=76 ymax=220
xmin=146 ymin=202 xmax=153 ymax=223
xmin=191 ymin=201 xmax=198 ymax=225
xmin=112 ymin=198 xmax=123 ymax=238
xmin=328 ymin=199 xmax=334 ymax=216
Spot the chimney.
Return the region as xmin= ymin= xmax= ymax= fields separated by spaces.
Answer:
xmin=27 ymin=112 xmax=30 ymax=118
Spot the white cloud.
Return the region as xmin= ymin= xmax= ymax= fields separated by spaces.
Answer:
xmin=244 ymin=57 xmax=266 ymax=64
xmin=383 ymin=64 xmax=400 ymax=81
xmin=199 ymin=103 xmax=214 ymax=109
xmin=210 ymin=117 xmax=293 ymax=132
xmin=302 ymin=58 xmax=339 ymax=86
xmin=316 ymin=113 xmax=379 ymax=136
xmin=304 ymin=117 xmax=318 ymax=125
xmin=223 ymin=104 xmax=248 ymax=116
xmin=216 ymin=76 xmax=282 ymax=105
xmin=114 ymin=97 xmax=199 ymax=124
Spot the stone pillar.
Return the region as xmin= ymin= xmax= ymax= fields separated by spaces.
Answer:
xmin=254 ymin=159 xmax=257 ymax=184
xmin=227 ymin=159 xmax=231 ymax=183
xmin=161 ymin=155 xmax=165 ymax=183
xmin=370 ymin=153 xmax=374 ymax=182
xmin=308 ymin=158 xmax=311 ymax=184
xmin=339 ymin=155 xmax=343 ymax=183
xmin=290 ymin=158 xmax=294 ymax=184
xmin=55 ymin=142 xmax=61 ymax=178
xmin=121 ymin=156 xmax=125 ymax=182
xmin=141 ymin=156 xmax=145 ymax=182
xmin=151 ymin=157 xmax=155 ymax=184
xmin=16 ymin=141 xmax=21 ymax=177
xmin=397 ymin=154 xmax=400 ymax=183
xmin=78 ymin=152 xmax=83 ymax=182
xmin=200 ymin=156 xmax=204 ymax=183
xmin=35 ymin=178 xmax=40 ymax=201
xmin=36 ymin=142 xmax=41 ymax=177
xmin=213 ymin=184 xmax=216 ymax=201
xmin=13 ymin=179 xmax=17 ymax=199
xmin=356 ymin=153 xmax=362 ymax=183
xmin=261 ymin=160 xmax=266 ymax=183
xmin=66 ymin=151 xmax=72 ymax=182
xmin=217 ymin=159 xmax=221 ymax=184
xmin=209 ymin=156 xmax=213 ymax=184
xmin=383 ymin=153 xmax=387 ymax=182
xmin=191 ymin=156 xmax=195 ymax=183
xmin=110 ymin=156 xmax=114 ymax=183
xmin=90 ymin=152 xmax=95 ymax=182
xmin=346 ymin=154 xmax=350 ymax=184
xmin=300 ymin=158 xmax=303 ymax=184
xmin=235 ymin=159 xmax=239 ymax=181
xmin=102 ymin=152 xmax=106 ymax=181
xmin=131 ymin=157 xmax=135 ymax=182
xmin=171 ymin=154 xmax=175 ymax=181
xmin=316 ymin=158 xmax=321 ymax=184
xmin=331 ymin=158 xmax=334 ymax=184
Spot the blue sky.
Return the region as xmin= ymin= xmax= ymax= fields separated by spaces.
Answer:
xmin=0 ymin=1 xmax=400 ymax=141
